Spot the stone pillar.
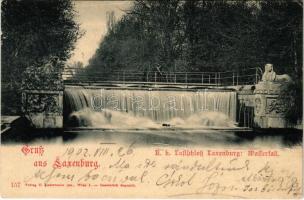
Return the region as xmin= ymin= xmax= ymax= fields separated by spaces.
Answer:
xmin=254 ymin=81 xmax=287 ymax=128
xmin=253 ymin=63 xmax=292 ymax=128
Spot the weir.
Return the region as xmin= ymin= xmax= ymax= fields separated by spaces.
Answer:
xmin=63 ymin=86 xmax=237 ymax=128
xmin=21 ymin=65 xmax=297 ymax=129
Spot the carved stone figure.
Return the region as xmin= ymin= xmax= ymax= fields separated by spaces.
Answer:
xmin=275 ymin=73 xmax=292 ymax=82
xmin=262 ymin=64 xmax=276 ymax=81
xmin=261 ymin=63 xmax=292 ymax=82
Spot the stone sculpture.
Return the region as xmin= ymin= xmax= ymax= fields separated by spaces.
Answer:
xmin=262 ymin=63 xmax=292 ymax=82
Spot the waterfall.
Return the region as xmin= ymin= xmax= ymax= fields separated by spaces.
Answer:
xmin=64 ymin=87 xmax=237 ymax=128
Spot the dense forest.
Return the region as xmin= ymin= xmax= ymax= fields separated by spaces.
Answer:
xmin=86 ymin=0 xmax=302 ymax=79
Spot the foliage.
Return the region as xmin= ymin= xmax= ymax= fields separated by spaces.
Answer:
xmin=1 ymin=0 xmax=82 ymax=114
xmin=25 ymin=94 xmax=62 ymax=114
xmin=278 ymin=80 xmax=303 ymax=124
xmin=87 ymin=0 xmax=302 ymax=75
xmin=257 ymin=0 xmax=302 ymax=77
xmin=22 ymin=57 xmax=64 ymax=91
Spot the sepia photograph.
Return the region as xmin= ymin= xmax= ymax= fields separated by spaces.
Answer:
xmin=1 ymin=0 xmax=303 ymax=198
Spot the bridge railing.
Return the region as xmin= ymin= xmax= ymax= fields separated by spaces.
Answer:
xmin=62 ymin=67 xmax=263 ymax=86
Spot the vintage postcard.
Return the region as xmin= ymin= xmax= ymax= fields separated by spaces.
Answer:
xmin=1 ymin=0 xmax=303 ymax=198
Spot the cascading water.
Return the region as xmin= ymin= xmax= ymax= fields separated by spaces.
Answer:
xmin=64 ymin=86 xmax=237 ymax=128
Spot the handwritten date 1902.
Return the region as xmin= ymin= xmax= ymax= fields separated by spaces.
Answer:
xmin=61 ymin=142 xmax=135 ymax=159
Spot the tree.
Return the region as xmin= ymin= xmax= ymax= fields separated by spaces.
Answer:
xmin=106 ymin=11 xmax=116 ymax=34
xmin=1 ymin=0 xmax=82 ymax=114
xmin=257 ymin=0 xmax=302 ymax=78
xmin=183 ymin=1 xmax=260 ymax=72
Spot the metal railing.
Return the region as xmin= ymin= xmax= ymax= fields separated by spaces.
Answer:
xmin=62 ymin=67 xmax=263 ymax=86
